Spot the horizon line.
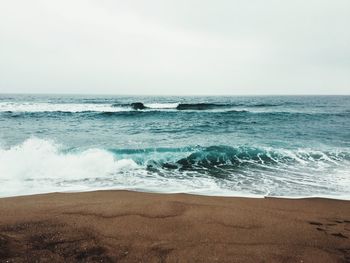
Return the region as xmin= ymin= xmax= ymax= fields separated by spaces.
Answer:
xmin=0 ymin=92 xmax=349 ymax=97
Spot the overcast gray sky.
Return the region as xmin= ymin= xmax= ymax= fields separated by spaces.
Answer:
xmin=0 ymin=0 xmax=349 ymax=95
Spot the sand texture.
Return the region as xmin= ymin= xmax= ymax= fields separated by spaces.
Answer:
xmin=0 ymin=190 xmax=350 ymax=262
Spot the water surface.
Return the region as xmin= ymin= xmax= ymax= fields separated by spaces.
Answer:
xmin=0 ymin=94 xmax=349 ymax=198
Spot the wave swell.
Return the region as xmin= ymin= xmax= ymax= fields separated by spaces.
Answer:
xmin=1 ymin=101 xmax=348 ymax=116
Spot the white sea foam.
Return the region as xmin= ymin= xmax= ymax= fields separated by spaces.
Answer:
xmin=0 ymin=102 xmax=127 ymax=112
xmin=0 ymin=138 xmax=138 ymax=180
xmin=144 ymin=103 xmax=179 ymax=109
xmin=0 ymin=138 xmax=139 ymax=196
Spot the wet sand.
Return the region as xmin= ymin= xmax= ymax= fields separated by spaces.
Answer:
xmin=0 ymin=190 xmax=349 ymax=262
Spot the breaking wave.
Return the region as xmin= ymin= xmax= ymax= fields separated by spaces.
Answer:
xmin=0 ymin=138 xmax=349 ymax=199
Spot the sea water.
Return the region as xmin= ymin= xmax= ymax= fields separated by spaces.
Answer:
xmin=0 ymin=94 xmax=349 ymax=199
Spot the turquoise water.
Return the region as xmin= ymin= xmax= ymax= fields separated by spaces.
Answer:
xmin=0 ymin=94 xmax=349 ymax=198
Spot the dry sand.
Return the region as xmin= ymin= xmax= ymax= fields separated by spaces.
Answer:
xmin=0 ymin=190 xmax=349 ymax=262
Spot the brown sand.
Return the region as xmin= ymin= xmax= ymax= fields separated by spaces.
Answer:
xmin=0 ymin=190 xmax=349 ymax=262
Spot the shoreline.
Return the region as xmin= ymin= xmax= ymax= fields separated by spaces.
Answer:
xmin=0 ymin=190 xmax=349 ymax=262
xmin=2 ymin=188 xmax=350 ymax=201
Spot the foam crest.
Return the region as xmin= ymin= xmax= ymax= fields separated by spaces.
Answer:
xmin=0 ymin=138 xmax=138 ymax=181
xmin=0 ymin=102 xmax=127 ymax=112
xmin=144 ymin=103 xmax=179 ymax=109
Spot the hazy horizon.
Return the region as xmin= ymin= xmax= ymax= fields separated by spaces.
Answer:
xmin=1 ymin=92 xmax=350 ymax=96
xmin=0 ymin=92 xmax=350 ymax=97
xmin=1 ymin=0 xmax=349 ymax=95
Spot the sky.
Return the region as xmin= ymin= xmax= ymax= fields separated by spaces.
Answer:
xmin=0 ymin=0 xmax=349 ymax=95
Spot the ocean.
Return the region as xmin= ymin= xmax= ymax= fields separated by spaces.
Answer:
xmin=0 ymin=94 xmax=349 ymax=199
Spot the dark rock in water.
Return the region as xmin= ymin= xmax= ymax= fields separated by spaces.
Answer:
xmin=176 ymin=103 xmax=225 ymax=110
xmin=176 ymin=103 xmax=206 ymax=110
xmin=131 ymin=102 xmax=147 ymax=110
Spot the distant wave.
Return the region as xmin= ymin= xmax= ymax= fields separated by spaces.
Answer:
xmin=176 ymin=102 xmax=295 ymax=109
xmin=0 ymin=102 xmax=127 ymax=113
xmin=110 ymin=102 xmax=302 ymax=111
xmin=0 ymin=101 xmax=232 ymax=112
xmin=1 ymin=101 xmax=349 ymax=118
xmin=122 ymin=102 xmax=293 ymax=110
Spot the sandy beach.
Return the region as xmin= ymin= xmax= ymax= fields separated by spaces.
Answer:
xmin=0 ymin=191 xmax=349 ymax=262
